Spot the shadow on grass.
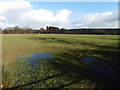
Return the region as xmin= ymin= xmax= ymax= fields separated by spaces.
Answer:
xmin=7 ymin=62 xmax=90 ymax=89
xmin=9 ymin=73 xmax=63 ymax=89
xmin=27 ymin=37 xmax=72 ymax=44
xmin=27 ymin=37 xmax=119 ymax=50
xmin=50 ymin=49 xmax=119 ymax=88
xmin=98 ymin=38 xmax=120 ymax=40
xmin=6 ymin=37 xmax=119 ymax=88
xmin=9 ymin=48 xmax=119 ymax=88
xmin=81 ymin=42 xmax=119 ymax=50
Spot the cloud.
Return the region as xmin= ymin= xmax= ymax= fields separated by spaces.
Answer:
xmin=19 ymin=9 xmax=71 ymax=28
xmin=73 ymin=11 xmax=118 ymax=28
xmin=0 ymin=0 xmax=71 ymax=29
xmin=0 ymin=0 xmax=118 ymax=29
xmin=0 ymin=0 xmax=32 ymax=28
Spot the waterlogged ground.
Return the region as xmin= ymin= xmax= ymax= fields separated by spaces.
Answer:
xmin=16 ymin=53 xmax=54 ymax=66
xmin=2 ymin=34 xmax=119 ymax=88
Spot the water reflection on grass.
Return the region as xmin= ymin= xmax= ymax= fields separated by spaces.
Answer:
xmin=16 ymin=53 xmax=54 ymax=66
xmin=81 ymin=57 xmax=119 ymax=88
xmin=3 ymin=53 xmax=119 ymax=89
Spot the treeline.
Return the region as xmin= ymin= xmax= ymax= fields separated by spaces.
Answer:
xmin=0 ymin=26 xmax=120 ymax=35
xmin=66 ymin=28 xmax=120 ymax=35
xmin=0 ymin=26 xmax=66 ymax=34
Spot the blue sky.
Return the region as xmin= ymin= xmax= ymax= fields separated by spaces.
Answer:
xmin=32 ymin=2 xmax=117 ymax=13
xmin=0 ymin=1 xmax=118 ymax=29
xmin=31 ymin=2 xmax=118 ymax=22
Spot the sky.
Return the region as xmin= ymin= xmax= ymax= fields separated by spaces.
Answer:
xmin=0 ymin=0 xmax=119 ymax=29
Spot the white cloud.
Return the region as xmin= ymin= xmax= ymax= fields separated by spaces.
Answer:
xmin=0 ymin=0 xmax=118 ymax=29
xmin=0 ymin=0 xmax=32 ymax=28
xmin=19 ymin=9 xmax=71 ymax=28
xmin=0 ymin=0 xmax=71 ymax=29
xmin=73 ymin=11 xmax=118 ymax=28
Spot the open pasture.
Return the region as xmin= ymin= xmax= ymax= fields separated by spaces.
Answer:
xmin=2 ymin=34 xmax=119 ymax=88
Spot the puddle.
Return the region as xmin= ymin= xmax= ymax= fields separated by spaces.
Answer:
xmin=81 ymin=57 xmax=99 ymax=64
xmin=16 ymin=53 xmax=54 ymax=66
xmin=81 ymin=57 xmax=119 ymax=88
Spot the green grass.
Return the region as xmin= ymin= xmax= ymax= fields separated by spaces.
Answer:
xmin=2 ymin=34 xmax=119 ymax=88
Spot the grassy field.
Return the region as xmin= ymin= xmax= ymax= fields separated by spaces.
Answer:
xmin=2 ymin=34 xmax=119 ymax=88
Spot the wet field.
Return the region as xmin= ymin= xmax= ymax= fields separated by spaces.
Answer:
xmin=2 ymin=34 xmax=119 ymax=88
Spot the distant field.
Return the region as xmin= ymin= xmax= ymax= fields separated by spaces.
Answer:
xmin=2 ymin=34 xmax=119 ymax=88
